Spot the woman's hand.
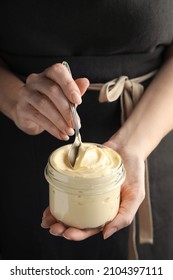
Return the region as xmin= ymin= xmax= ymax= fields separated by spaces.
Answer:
xmin=13 ymin=63 xmax=89 ymax=140
xmin=101 ymin=139 xmax=145 ymax=239
xmin=41 ymin=136 xmax=145 ymax=240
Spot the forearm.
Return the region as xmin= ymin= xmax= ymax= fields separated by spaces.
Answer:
xmin=113 ymin=52 xmax=173 ymax=160
xmin=0 ymin=58 xmax=24 ymax=120
xmin=0 ymin=59 xmax=89 ymax=139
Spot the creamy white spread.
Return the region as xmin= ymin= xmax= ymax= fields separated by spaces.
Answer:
xmin=50 ymin=143 xmax=121 ymax=177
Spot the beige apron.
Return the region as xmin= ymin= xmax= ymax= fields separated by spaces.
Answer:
xmin=88 ymin=70 xmax=157 ymax=259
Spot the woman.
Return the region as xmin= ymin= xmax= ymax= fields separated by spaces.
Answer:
xmin=0 ymin=1 xmax=173 ymax=259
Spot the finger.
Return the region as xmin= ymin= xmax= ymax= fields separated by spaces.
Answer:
xmin=24 ymin=104 xmax=70 ymax=140
xmin=62 ymin=227 xmax=101 ymax=241
xmin=26 ymin=91 xmax=74 ymax=137
xmin=103 ymin=210 xmax=134 ymax=240
xmin=49 ymin=223 xmax=101 ymax=240
xmin=27 ymin=75 xmax=74 ymax=127
xmin=103 ymin=186 xmax=144 ymax=239
xmin=42 ymin=207 xmax=51 ymax=218
xmin=44 ymin=63 xmax=82 ymax=104
xmin=75 ymin=78 xmax=90 ymax=96
xmin=29 ymin=75 xmax=89 ymax=99
xmin=41 ymin=215 xmax=57 ymax=229
xmin=49 ymin=222 xmax=67 ymax=236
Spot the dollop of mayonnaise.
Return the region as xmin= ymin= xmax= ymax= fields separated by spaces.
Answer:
xmin=50 ymin=143 xmax=121 ymax=178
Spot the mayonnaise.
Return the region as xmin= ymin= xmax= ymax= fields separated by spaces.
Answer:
xmin=45 ymin=143 xmax=125 ymax=228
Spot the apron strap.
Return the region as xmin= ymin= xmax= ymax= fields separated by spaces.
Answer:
xmin=88 ymin=70 xmax=156 ymax=259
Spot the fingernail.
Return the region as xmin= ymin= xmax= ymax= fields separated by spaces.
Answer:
xmin=62 ymin=135 xmax=69 ymax=141
xmin=41 ymin=222 xmax=49 ymax=229
xmin=67 ymin=128 xmax=75 ymax=136
xmin=49 ymin=229 xmax=62 ymax=236
xmin=103 ymin=227 xmax=117 ymax=240
xmin=71 ymin=92 xmax=82 ymax=104
xmin=63 ymin=234 xmax=72 ymax=240
xmin=42 ymin=212 xmax=47 ymax=218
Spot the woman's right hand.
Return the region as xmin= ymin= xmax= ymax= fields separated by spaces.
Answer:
xmin=13 ymin=63 xmax=89 ymax=140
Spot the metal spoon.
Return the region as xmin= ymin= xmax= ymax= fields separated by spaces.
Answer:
xmin=62 ymin=61 xmax=82 ymax=168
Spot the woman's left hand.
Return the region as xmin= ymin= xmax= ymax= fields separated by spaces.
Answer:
xmin=41 ymin=138 xmax=145 ymax=240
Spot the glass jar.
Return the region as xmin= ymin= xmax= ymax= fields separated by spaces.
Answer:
xmin=44 ymin=143 xmax=126 ymax=229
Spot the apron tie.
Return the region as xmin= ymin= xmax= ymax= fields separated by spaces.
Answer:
xmin=88 ymin=70 xmax=156 ymax=259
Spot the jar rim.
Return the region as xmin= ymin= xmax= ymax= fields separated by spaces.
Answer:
xmin=44 ymin=161 xmax=126 ymax=195
xmin=44 ymin=143 xmax=126 ymax=194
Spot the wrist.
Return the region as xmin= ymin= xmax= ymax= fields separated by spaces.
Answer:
xmin=0 ymin=85 xmax=23 ymax=121
xmin=106 ymin=122 xmax=153 ymax=161
xmin=0 ymin=66 xmax=24 ymax=121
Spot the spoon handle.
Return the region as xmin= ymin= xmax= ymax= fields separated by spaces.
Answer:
xmin=62 ymin=61 xmax=81 ymax=139
xmin=70 ymin=103 xmax=80 ymax=138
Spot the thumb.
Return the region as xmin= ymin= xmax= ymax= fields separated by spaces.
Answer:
xmin=75 ymin=78 xmax=90 ymax=96
xmin=102 ymin=205 xmax=134 ymax=240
